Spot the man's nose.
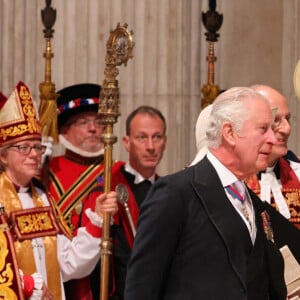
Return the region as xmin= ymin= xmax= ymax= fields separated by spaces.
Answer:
xmin=87 ymin=120 xmax=97 ymax=130
xmin=268 ymin=128 xmax=277 ymax=145
xmin=278 ymin=118 xmax=291 ymax=134
xmin=145 ymin=137 xmax=155 ymax=148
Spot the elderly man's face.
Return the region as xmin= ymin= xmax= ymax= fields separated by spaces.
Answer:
xmin=268 ymin=95 xmax=291 ymax=166
xmin=250 ymin=86 xmax=292 ymax=166
xmin=62 ymin=111 xmax=103 ymax=152
xmin=233 ymin=98 xmax=277 ymax=177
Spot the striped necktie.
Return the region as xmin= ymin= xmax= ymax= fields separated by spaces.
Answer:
xmin=226 ymin=181 xmax=253 ymax=228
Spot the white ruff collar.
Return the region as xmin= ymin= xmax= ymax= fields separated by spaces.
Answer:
xmin=59 ymin=134 xmax=104 ymax=158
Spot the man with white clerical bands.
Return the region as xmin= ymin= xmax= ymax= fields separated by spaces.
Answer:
xmin=247 ymin=85 xmax=300 ymax=230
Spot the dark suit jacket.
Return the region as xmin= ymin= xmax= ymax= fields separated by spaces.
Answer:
xmin=124 ymin=157 xmax=286 ymax=300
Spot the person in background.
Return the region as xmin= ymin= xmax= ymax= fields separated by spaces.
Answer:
xmin=124 ymin=87 xmax=287 ymax=300
xmin=0 ymin=81 xmax=118 ymax=300
xmin=46 ymin=83 xmax=106 ymax=299
xmin=48 ymin=83 xmax=104 ymax=232
xmin=247 ymin=85 xmax=300 ymax=230
xmin=189 ymin=103 xmax=212 ymax=166
xmin=81 ymin=105 xmax=167 ymax=300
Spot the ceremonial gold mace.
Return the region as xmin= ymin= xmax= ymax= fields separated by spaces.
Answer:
xmin=98 ymin=23 xmax=134 ymax=300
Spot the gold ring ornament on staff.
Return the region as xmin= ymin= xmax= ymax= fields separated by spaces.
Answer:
xmin=98 ymin=23 xmax=134 ymax=300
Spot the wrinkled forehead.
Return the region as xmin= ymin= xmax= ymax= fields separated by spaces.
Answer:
xmin=68 ymin=111 xmax=99 ymax=122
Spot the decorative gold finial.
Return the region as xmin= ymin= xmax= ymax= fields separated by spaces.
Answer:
xmin=202 ymin=0 xmax=223 ymax=42
xmin=41 ymin=0 xmax=56 ymax=38
xmin=98 ymin=23 xmax=134 ymax=127
xmin=201 ymin=0 xmax=223 ymax=108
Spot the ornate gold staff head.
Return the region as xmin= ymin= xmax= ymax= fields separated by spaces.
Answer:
xmin=98 ymin=23 xmax=134 ymax=132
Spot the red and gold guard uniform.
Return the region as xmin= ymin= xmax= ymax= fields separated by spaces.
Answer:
xmin=48 ymin=138 xmax=105 ymax=300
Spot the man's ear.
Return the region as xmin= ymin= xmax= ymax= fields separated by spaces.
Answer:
xmin=163 ymin=135 xmax=167 ymax=150
xmin=122 ymin=136 xmax=130 ymax=152
xmin=222 ymin=121 xmax=236 ymax=146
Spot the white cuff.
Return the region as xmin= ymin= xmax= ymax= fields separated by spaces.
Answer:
xmin=19 ymin=270 xmax=43 ymax=300
xmin=85 ymin=208 xmax=114 ymax=227
xmin=85 ymin=208 xmax=103 ymax=227
xmin=30 ymin=272 xmax=43 ymax=300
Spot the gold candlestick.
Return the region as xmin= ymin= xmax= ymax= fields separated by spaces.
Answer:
xmin=201 ymin=0 xmax=223 ymax=108
xmin=39 ymin=0 xmax=58 ymax=143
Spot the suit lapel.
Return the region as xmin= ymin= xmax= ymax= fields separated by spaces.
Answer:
xmin=191 ymin=157 xmax=251 ymax=289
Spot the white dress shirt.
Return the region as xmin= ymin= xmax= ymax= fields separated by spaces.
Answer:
xmin=207 ymin=151 xmax=256 ymax=243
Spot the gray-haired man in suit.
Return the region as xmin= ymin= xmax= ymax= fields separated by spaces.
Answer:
xmin=125 ymin=87 xmax=287 ymax=300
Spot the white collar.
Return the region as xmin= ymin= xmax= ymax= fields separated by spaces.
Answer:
xmin=59 ymin=134 xmax=104 ymax=157
xmin=206 ymin=151 xmax=239 ymax=187
xmin=124 ymin=163 xmax=155 ymax=184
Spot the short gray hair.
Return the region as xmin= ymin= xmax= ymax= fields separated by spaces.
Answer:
xmin=206 ymin=87 xmax=268 ymax=148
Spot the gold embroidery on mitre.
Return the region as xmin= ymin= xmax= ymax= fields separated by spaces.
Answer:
xmin=20 ymin=85 xmax=40 ymax=133
xmin=0 ymin=230 xmax=18 ymax=299
xmin=0 ymin=84 xmax=41 ymax=142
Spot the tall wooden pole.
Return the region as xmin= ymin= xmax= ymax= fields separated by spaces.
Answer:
xmin=201 ymin=0 xmax=223 ymax=108
xmin=98 ymin=23 xmax=134 ymax=300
